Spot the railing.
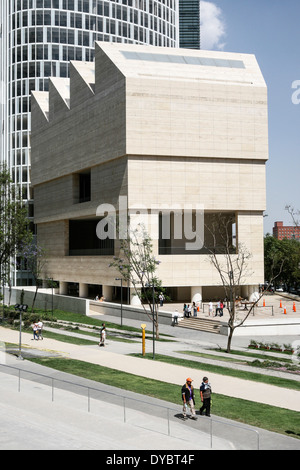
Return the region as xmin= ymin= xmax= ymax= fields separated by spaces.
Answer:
xmin=0 ymin=363 xmax=260 ymax=450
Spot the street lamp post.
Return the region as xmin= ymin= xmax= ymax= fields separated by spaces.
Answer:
xmin=152 ymin=283 xmax=155 ymax=360
xmin=115 ymin=278 xmax=123 ymax=326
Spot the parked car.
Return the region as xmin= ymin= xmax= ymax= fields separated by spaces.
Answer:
xmin=289 ymin=286 xmax=300 ymax=295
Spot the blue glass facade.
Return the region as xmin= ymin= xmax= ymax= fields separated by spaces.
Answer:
xmin=179 ymin=0 xmax=200 ymax=49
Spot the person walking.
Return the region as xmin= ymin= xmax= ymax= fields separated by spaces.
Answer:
xmin=192 ymin=302 xmax=197 ymax=317
xmin=181 ymin=377 xmax=197 ymax=420
xmin=99 ymin=323 xmax=106 ymax=347
xmin=37 ymin=319 xmax=43 ymax=340
xmin=208 ymin=301 xmax=213 ymax=316
xmin=199 ymin=376 xmax=212 ymax=417
xmin=32 ymin=323 xmax=39 ymax=340
xmin=172 ymin=309 xmax=179 ymax=326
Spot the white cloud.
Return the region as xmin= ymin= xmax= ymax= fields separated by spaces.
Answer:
xmin=200 ymin=1 xmax=226 ymax=50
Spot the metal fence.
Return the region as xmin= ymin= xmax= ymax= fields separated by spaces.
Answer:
xmin=0 ymin=363 xmax=260 ymax=450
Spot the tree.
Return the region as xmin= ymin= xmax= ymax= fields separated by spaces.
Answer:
xmin=264 ymin=235 xmax=300 ymax=289
xmin=206 ymin=214 xmax=286 ymax=352
xmin=109 ymin=223 xmax=162 ymax=340
xmin=0 ymin=164 xmax=32 ymax=301
xmin=205 ymin=214 xmax=257 ymax=352
xmin=19 ymin=241 xmax=47 ymax=312
xmin=285 ymin=204 xmax=300 ymax=230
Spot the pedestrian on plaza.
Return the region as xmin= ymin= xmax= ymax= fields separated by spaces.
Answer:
xmin=181 ymin=377 xmax=197 ymax=420
xmin=208 ymin=301 xmax=213 ymax=316
xmin=183 ymin=303 xmax=187 ymax=317
xmin=199 ymin=376 xmax=212 ymax=417
xmin=172 ymin=309 xmax=179 ymax=326
xmin=99 ymin=323 xmax=106 ymax=347
xmin=219 ymin=301 xmax=224 ymax=317
xmin=192 ymin=302 xmax=197 ymax=317
xmin=159 ymin=292 xmax=164 ymax=307
xmin=187 ymin=304 xmax=191 ymax=317
xmin=32 ymin=322 xmax=39 ymax=340
xmin=215 ymin=301 xmax=221 ymax=316
xmin=37 ymin=319 xmax=43 ymax=340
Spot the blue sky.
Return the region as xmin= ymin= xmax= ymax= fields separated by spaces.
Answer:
xmin=200 ymin=0 xmax=300 ymax=234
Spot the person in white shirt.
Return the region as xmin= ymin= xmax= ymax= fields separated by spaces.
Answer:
xmin=37 ymin=320 xmax=43 ymax=340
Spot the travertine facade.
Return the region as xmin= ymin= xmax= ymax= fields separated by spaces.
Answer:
xmin=31 ymin=42 xmax=268 ymax=302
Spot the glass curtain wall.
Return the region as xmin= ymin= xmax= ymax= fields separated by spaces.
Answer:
xmin=179 ymin=0 xmax=200 ymax=49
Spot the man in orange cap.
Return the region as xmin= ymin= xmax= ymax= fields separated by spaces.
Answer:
xmin=181 ymin=377 xmax=197 ymax=420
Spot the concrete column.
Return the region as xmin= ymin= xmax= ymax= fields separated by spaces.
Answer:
xmin=79 ymin=283 xmax=88 ymax=298
xmin=102 ymin=285 xmax=113 ymax=301
xmin=59 ymin=281 xmax=68 ymax=295
xmin=130 ymin=288 xmax=141 ymax=305
xmin=191 ymin=286 xmax=202 ymax=306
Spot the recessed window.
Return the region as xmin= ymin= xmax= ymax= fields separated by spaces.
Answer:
xmin=73 ymin=170 xmax=91 ymax=203
xmin=69 ymin=219 xmax=114 ymax=256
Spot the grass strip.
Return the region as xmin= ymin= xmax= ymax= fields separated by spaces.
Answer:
xmin=131 ymin=353 xmax=300 ymax=391
xmin=29 ymin=356 xmax=300 ymax=439
xmin=179 ymin=349 xmax=297 ymax=366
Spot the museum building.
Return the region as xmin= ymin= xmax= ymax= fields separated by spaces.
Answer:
xmin=30 ymin=41 xmax=269 ymax=303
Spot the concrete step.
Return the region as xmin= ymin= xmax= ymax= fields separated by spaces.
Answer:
xmin=177 ymin=317 xmax=221 ymax=334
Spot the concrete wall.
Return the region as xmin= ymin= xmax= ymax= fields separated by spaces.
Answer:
xmin=3 ymin=287 xmax=88 ymax=316
xmin=89 ymin=300 xmax=173 ymax=326
xmin=220 ymin=318 xmax=300 ymax=336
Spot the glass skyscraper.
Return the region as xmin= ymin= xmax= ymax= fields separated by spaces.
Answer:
xmin=179 ymin=0 xmax=200 ymax=49
xmin=0 ymin=0 xmax=178 ymax=285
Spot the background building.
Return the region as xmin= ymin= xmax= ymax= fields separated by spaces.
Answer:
xmin=179 ymin=0 xmax=200 ymax=49
xmin=31 ymin=42 xmax=268 ymax=303
xmin=273 ymin=221 xmax=300 ymax=240
xmin=0 ymin=0 xmax=178 ymax=286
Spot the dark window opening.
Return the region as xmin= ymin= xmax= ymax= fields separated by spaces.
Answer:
xmin=69 ymin=219 xmax=114 ymax=256
xmin=73 ymin=170 xmax=91 ymax=203
xmin=159 ymin=212 xmax=236 ymax=255
xmin=79 ymin=171 xmax=91 ymax=202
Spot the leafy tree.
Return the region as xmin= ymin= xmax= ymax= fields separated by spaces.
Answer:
xmin=19 ymin=241 xmax=47 ymax=312
xmin=264 ymin=235 xmax=300 ymax=288
xmin=0 ymin=164 xmax=32 ymax=296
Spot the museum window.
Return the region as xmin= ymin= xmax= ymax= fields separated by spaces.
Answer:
xmin=159 ymin=211 xmax=237 ymax=255
xmin=69 ymin=219 xmax=114 ymax=256
xmin=73 ymin=169 xmax=91 ymax=203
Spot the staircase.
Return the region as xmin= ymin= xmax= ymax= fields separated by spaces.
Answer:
xmin=177 ymin=316 xmax=221 ymax=334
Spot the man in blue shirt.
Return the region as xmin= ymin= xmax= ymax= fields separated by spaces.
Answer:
xmin=199 ymin=376 xmax=212 ymax=417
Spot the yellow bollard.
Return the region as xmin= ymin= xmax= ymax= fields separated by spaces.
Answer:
xmin=141 ymin=323 xmax=146 ymax=356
